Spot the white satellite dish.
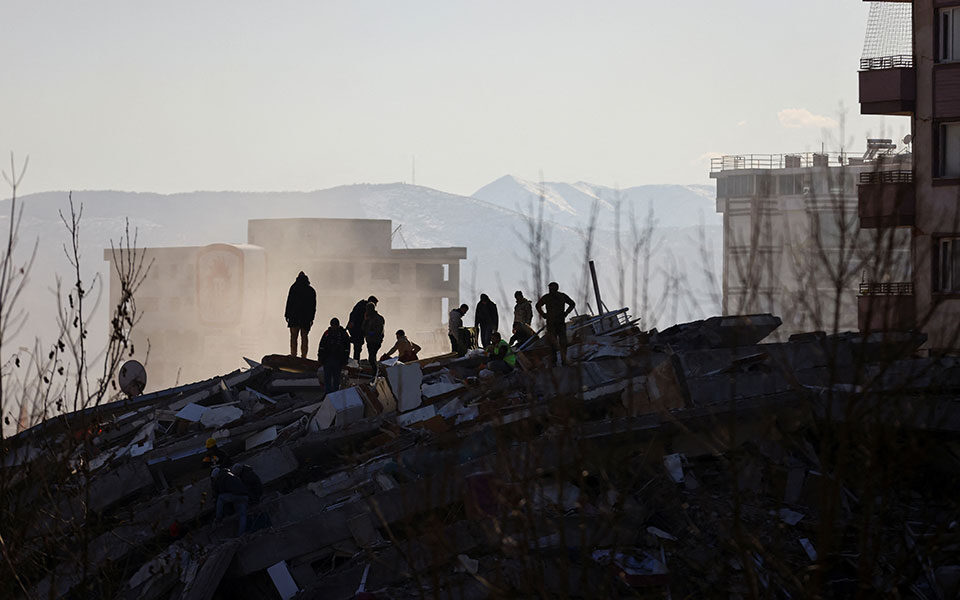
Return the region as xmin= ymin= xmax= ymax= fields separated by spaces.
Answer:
xmin=118 ymin=360 xmax=147 ymax=397
xmin=903 ymin=134 xmax=913 ymax=146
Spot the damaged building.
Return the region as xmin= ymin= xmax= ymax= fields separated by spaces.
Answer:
xmin=3 ymin=306 xmax=960 ymax=599
xmin=103 ymin=218 xmax=466 ymax=390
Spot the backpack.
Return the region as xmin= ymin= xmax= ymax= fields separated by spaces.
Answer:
xmin=233 ymin=463 xmax=263 ymax=504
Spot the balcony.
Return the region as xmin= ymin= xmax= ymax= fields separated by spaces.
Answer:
xmin=858 ymin=282 xmax=915 ymax=332
xmin=859 ymin=55 xmax=916 ymax=116
xmin=858 ymin=170 xmax=915 ymax=228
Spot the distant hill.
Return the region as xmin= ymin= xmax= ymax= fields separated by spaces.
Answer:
xmin=473 ymin=174 xmax=720 ymax=231
xmin=1 ymin=179 xmax=720 ymax=375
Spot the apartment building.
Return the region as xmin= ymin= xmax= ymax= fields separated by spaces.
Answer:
xmin=711 ymin=150 xmax=911 ymax=339
xmin=859 ymin=1 xmax=960 ymax=352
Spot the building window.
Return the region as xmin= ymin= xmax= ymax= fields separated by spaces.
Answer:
xmin=941 ymin=7 xmax=960 ymax=62
xmin=939 ymin=123 xmax=960 ymax=178
xmin=936 ymin=237 xmax=960 ymax=292
xmin=778 ymin=174 xmax=805 ymax=195
xmin=718 ymin=175 xmax=756 ymax=198
xmin=442 ymin=264 xmax=450 ymax=282
xmin=371 ymin=263 xmax=400 ymax=284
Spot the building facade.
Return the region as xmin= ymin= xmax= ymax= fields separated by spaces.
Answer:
xmin=859 ymin=0 xmax=960 ymax=352
xmin=105 ymin=218 xmax=466 ymax=390
xmin=711 ymin=151 xmax=911 ymax=339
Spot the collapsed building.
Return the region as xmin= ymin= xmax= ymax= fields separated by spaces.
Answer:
xmin=103 ymin=218 xmax=467 ymax=390
xmin=3 ymin=304 xmax=960 ymax=599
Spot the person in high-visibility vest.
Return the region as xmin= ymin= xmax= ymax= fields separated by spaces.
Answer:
xmin=485 ymin=331 xmax=516 ymax=374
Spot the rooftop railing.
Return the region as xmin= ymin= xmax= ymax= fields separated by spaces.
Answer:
xmin=710 ymin=152 xmax=911 ymax=174
xmin=859 ymin=281 xmax=913 ymax=296
xmin=860 ymin=54 xmax=914 ymax=71
xmin=859 ymin=170 xmax=913 ymax=185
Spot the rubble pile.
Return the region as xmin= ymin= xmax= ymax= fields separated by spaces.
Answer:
xmin=3 ymin=312 xmax=960 ymax=599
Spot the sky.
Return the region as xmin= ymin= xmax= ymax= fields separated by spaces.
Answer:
xmin=0 ymin=1 xmax=909 ymax=197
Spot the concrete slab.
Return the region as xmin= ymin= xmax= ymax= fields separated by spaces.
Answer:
xmin=386 ymin=363 xmax=423 ymax=412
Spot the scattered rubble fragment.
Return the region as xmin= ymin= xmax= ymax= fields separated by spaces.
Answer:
xmin=3 ymin=312 xmax=960 ymax=598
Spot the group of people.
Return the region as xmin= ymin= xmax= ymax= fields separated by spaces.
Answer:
xmin=287 ymin=270 xmax=578 ymax=390
xmin=284 ymin=272 xmax=422 ymax=391
xmin=449 ymin=281 xmax=576 ymax=367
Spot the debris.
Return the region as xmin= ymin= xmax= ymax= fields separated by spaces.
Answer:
xmin=200 ymin=405 xmax=244 ymax=429
xmin=457 ymin=554 xmax=479 ymax=575
xmin=386 ymin=362 xmax=423 ymax=412
xmin=799 ymin=538 xmax=818 ymax=561
xmin=308 ymin=387 xmax=364 ymax=431
xmin=9 ymin=308 xmax=960 ymax=599
xmin=647 ymin=526 xmax=677 ymax=541
xmin=176 ymin=402 xmax=208 ymax=422
xmin=663 ymin=453 xmax=685 ymax=483
xmin=245 ymin=426 xmax=278 ymax=451
xmin=778 ymin=508 xmax=804 ymax=526
xmin=592 ymin=549 xmax=669 ymax=587
xmin=266 ymin=561 xmax=300 ymax=600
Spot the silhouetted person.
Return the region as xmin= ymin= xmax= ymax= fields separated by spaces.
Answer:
xmin=346 ymin=298 xmax=368 ymax=361
xmin=448 ymin=303 xmax=469 ymax=356
xmin=381 ymin=329 xmax=422 ymax=362
xmin=475 ymin=293 xmax=499 ymax=348
xmin=363 ymin=301 xmax=385 ymax=378
xmin=211 ymin=466 xmax=249 ymax=536
xmin=284 ymin=271 xmax=316 ymax=359
xmin=317 ymin=317 xmax=351 ymax=393
xmin=513 ymin=290 xmax=533 ymax=327
xmin=509 ymin=321 xmax=538 ymax=348
xmin=536 ymin=282 xmax=575 ymax=366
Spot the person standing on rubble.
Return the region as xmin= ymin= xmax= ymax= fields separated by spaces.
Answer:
xmin=211 ymin=466 xmax=249 ymax=536
xmin=536 ymin=282 xmax=576 ymax=366
xmin=448 ymin=303 xmax=469 ymax=357
xmin=346 ymin=298 xmax=369 ymax=361
xmin=381 ymin=329 xmax=422 ymax=362
xmin=317 ymin=317 xmax=351 ymax=392
xmin=362 ymin=301 xmax=386 ymax=378
xmin=474 ymin=293 xmax=499 ymax=348
xmin=513 ymin=290 xmax=533 ymax=327
xmin=284 ymin=271 xmax=316 ymax=359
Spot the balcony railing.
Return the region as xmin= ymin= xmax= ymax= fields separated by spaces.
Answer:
xmin=859 ymin=281 xmax=913 ymax=296
xmin=859 ymin=170 xmax=913 ymax=185
xmin=860 ymin=54 xmax=914 ymax=71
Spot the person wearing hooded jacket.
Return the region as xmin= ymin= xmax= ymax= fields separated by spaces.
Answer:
xmin=211 ymin=466 xmax=249 ymax=536
xmin=513 ymin=291 xmax=533 ymax=327
xmin=284 ymin=272 xmax=316 ymax=359
xmin=362 ymin=302 xmax=386 ymax=378
xmin=346 ymin=297 xmax=373 ymax=361
xmin=317 ymin=317 xmax=351 ymax=392
xmin=474 ymin=293 xmax=499 ymax=348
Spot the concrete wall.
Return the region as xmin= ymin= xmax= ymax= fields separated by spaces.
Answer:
xmin=912 ymin=0 xmax=960 ymax=352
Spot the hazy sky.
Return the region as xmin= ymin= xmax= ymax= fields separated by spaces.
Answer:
xmin=1 ymin=1 xmax=907 ymax=196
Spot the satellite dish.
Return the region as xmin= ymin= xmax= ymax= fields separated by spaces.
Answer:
xmin=118 ymin=360 xmax=147 ymax=398
xmin=903 ymin=134 xmax=913 ymax=145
